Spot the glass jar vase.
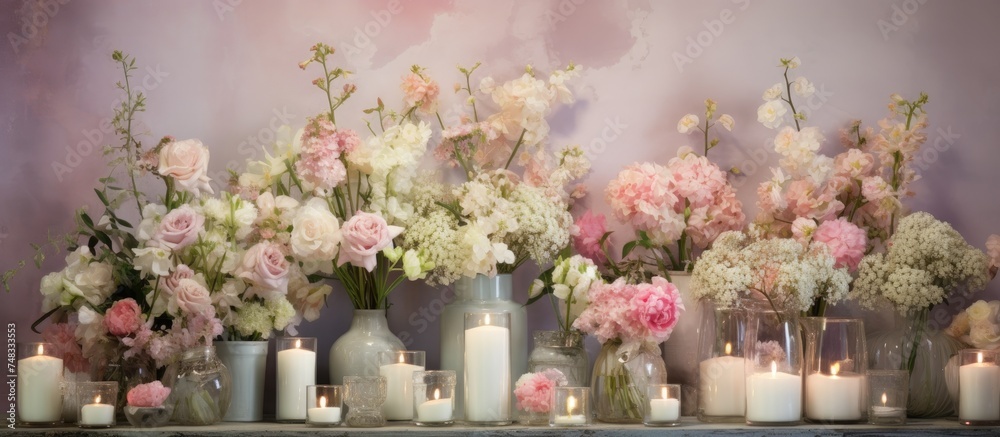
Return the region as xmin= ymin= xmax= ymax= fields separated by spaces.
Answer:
xmin=696 ymin=304 xmax=747 ymax=423
xmin=527 ymin=330 xmax=589 ymax=387
xmin=163 ymin=346 xmax=232 ymax=425
xmin=591 ymin=341 xmax=666 ymax=423
xmin=744 ymin=309 xmax=803 ymax=426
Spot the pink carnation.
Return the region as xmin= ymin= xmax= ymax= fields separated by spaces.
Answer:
xmin=41 ymin=322 xmax=88 ymax=373
xmin=812 ymin=218 xmax=867 ymax=271
xmin=513 ymin=369 xmax=567 ymax=414
xmin=126 ymin=381 xmax=171 ymax=407
xmin=104 ymin=298 xmax=143 ymax=337
xmin=401 ymin=72 xmax=440 ymax=114
xmin=572 ymin=211 xmax=608 ymax=264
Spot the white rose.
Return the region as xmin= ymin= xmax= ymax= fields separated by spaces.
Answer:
xmin=757 ymin=100 xmax=787 ymax=129
xmin=969 ymin=322 xmax=1000 ymax=349
xmin=168 ymin=278 xmax=214 ymax=317
xmin=718 ymin=114 xmax=735 ymax=131
xmin=552 ymin=284 xmax=571 ymax=300
xmin=290 ymin=198 xmax=341 ymax=262
xmin=158 ymin=139 xmax=214 ymax=196
xmin=792 ymin=77 xmax=815 ymax=98
xmin=762 ymin=82 xmax=784 ymax=101
xmin=66 ymin=261 xmax=115 ymax=307
xmin=677 ymin=114 xmax=700 ymax=134
xmin=967 ymin=300 xmax=994 ymax=322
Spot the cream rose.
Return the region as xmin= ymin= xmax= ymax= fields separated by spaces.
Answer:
xmin=168 ymin=278 xmax=214 ymax=317
xmin=290 ymin=198 xmax=342 ymax=262
xmin=158 ymin=139 xmax=214 ymax=196
xmin=967 ymin=300 xmax=994 ymax=323
xmin=236 ymin=242 xmax=291 ymax=298
xmin=151 ymin=205 xmax=205 ymax=251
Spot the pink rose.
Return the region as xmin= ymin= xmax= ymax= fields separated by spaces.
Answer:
xmin=104 ymin=298 xmax=143 ymax=337
xmin=158 ymin=139 xmax=214 ymax=196
xmin=168 ymin=278 xmax=214 ymax=317
xmin=236 ymin=242 xmax=290 ymax=298
xmin=162 ymin=264 xmax=195 ymax=295
xmin=127 ymin=381 xmax=172 ymax=407
xmin=572 ymin=211 xmax=609 ymax=265
xmin=629 ymin=277 xmax=684 ymax=342
xmin=812 ymin=218 xmax=867 ymax=271
xmin=151 ymin=205 xmax=204 ymax=251
xmin=337 ymin=212 xmax=403 ymax=272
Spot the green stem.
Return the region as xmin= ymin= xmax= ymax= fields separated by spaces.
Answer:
xmin=504 ymin=129 xmax=527 ymax=170
xmin=782 ymin=67 xmax=801 ymax=132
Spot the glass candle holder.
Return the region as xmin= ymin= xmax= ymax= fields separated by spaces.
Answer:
xmin=644 ymin=384 xmax=681 ymax=426
xmin=378 ymin=350 xmax=425 ymax=421
xmin=306 ymin=385 xmax=343 ymax=427
xmin=75 ymin=382 xmax=117 ymax=428
xmin=744 ymin=309 xmax=802 ymax=426
xmin=867 ymin=370 xmax=907 ymax=425
xmin=803 ymin=317 xmax=867 ymax=424
xmin=549 ymin=386 xmax=590 ymax=427
xmin=464 ymin=312 xmax=512 ymax=425
xmin=276 ymin=337 xmax=317 ymax=422
xmin=344 ymin=376 xmax=387 ymax=427
xmin=412 ymin=370 xmax=456 ymax=426
xmin=696 ymin=306 xmax=747 ymax=423
xmin=959 ymin=349 xmax=1000 ymax=426
xmin=16 ymin=342 xmax=63 ymax=426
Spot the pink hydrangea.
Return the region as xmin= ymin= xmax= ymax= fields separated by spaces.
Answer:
xmin=401 ymin=72 xmax=440 ymax=114
xmin=127 ymin=381 xmax=171 ymax=407
xmin=812 ymin=218 xmax=867 ymax=271
xmin=41 ymin=322 xmax=88 ymax=373
xmin=986 ymin=235 xmax=1000 ymax=269
xmin=667 ymin=153 xmax=728 ymax=209
xmin=104 ymin=298 xmax=143 ymax=337
xmin=605 ymin=163 xmax=683 ymax=242
xmin=294 ymin=115 xmax=359 ymax=194
xmin=513 ymin=369 xmax=567 ymax=413
xmin=572 ymin=211 xmax=608 ymax=264
xmin=573 ymin=276 xmax=684 ymax=345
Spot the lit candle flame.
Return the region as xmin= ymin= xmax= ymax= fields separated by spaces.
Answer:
xmin=725 ymin=342 xmax=732 ymax=356
xmin=770 ymin=360 xmax=777 ymax=375
xmin=95 ymin=395 xmax=101 ymax=404
xmin=37 ymin=344 xmax=44 ymax=355
xmin=881 ymin=392 xmax=887 ymax=407
xmin=484 ymin=314 xmax=491 ymax=325
xmin=830 ymin=362 xmax=841 ymax=376
xmin=567 ymin=395 xmax=577 ymax=415
xmin=399 ymin=353 xmax=405 ymax=364
xmin=319 ymin=395 xmax=327 ymax=409
xmin=295 ymin=339 xmax=301 ymax=349
xmin=978 ymin=351 xmax=985 ymax=364
xmin=661 ymin=386 xmax=668 ymax=400
xmin=433 ymin=388 xmax=440 ymax=401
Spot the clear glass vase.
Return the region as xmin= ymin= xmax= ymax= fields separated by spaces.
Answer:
xmin=744 ymin=308 xmax=802 ymax=426
xmin=696 ymin=304 xmax=747 ymax=423
xmin=329 ymin=309 xmax=405 ymax=385
xmin=163 ymin=346 xmax=232 ymax=426
xmin=92 ymin=353 xmax=155 ymax=419
xmin=439 ymin=274 xmax=526 ymax=419
xmin=868 ymin=310 xmax=964 ymax=418
xmin=802 ymin=317 xmax=867 ymax=424
xmin=527 ymin=330 xmax=589 ymax=387
xmin=591 ymin=341 xmax=667 ymax=423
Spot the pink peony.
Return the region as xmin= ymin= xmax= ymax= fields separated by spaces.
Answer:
xmin=41 ymin=322 xmax=87 ymax=373
xmin=401 ymin=72 xmax=440 ymax=114
xmin=573 ymin=276 xmax=684 ymax=345
xmin=337 ymin=212 xmax=403 ymax=272
xmin=628 ymin=277 xmax=684 ymax=343
xmin=151 ymin=205 xmax=205 ymax=251
xmin=104 ymin=298 xmax=143 ymax=337
xmin=572 ymin=211 xmax=608 ymax=264
xmin=513 ymin=369 xmax=567 ymax=414
xmin=235 ymin=242 xmax=291 ymax=298
xmin=158 ymin=139 xmax=214 ymax=196
xmin=812 ymin=218 xmax=867 ymax=271
xmin=127 ymin=381 xmax=172 ymax=407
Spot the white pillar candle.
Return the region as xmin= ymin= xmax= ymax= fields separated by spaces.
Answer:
xmin=649 ymin=398 xmax=680 ymax=421
xmin=17 ymin=346 xmax=63 ymax=423
xmin=464 ymin=317 xmax=510 ymax=422
xmin=276 ymin=340 xmax=316 ymax=421
xmin=805 ymin=363 xmax=863 ymax=421
xmin=307 ymin=396 xmax=342 ymax=424
xmin=746 ymin=362 xmax=802 ymax=423
xmin=698 ymin=354 xmax=746 ymax=416
xmin=960 ymin=353 xmax=1000 ymax=422
xmin=417 ymin=393 xmax=454 ymax=423
xmin=79 ymin=396 xmax=114 ymax=426
xmin=379 ymin=355 xmax=424 ymax=420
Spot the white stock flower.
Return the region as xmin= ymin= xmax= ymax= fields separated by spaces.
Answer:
xmin=757 ymin=100 xmax=787 ymax=129
xmin=402 ymin=250 xmax=428 ymax=280
xmin=133 ymin=247 xmax=172 ymax=277
xmin=718 ymin=114 xmax=735 ymax=131
xmin=786 ymin=57 xmax=801 ymax=68
xmin=677 ymin=114 xmax=700 ymax=134
xmin=762 ymin=83 xmax=784 ymax=101
xmin=792 ymin=77 xmax=815 ymax=98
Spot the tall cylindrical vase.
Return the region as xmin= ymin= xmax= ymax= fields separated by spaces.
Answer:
xmin=659 ymin=271 xmax=699 ymax=415
xmin=696 ymin=304 xmax=747 ymax=423
xmin=329 ymin=309 xmax=405 ymax=385
xmin=744 ymin=309 xmax=803 ymax=426
xmin=216 ymin=341 xmax=268 ymax=422
xmin=802 ymin=317 xmax=867 ymax=424
xmin=439 ymin=274 xmax=527 ymax=420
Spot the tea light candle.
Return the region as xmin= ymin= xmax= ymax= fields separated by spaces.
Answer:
xmin=746 ymin=361 xmax=801 ymax=423
xmin=649 ymin=394 xmax=680 ymax=422
xmin=553 ymin=395 xmax=587 ymax=425
xmin=307 ymin=395 xmax=341 ymax=424
xmin=960 ymin=351 xmax=1000 ymax=422
xmin=805 ymin=362 xmax=863 ymax=421
xmin=550 ymin=387 xmax=590 ymax=427
xmin=276 ymin=338 xmax=317 ymax=421
xmin=698 ymin=343 xmax=745 ymax=417
xmin=417 ymin=388 xmax=453 ymax=423
xmin=871 ymin=393 xmax=905 ymax=418
xmin=379 ymin=351 xmax=425 ymax=420
xmin=79 ymin=395 xmax=114 ymax=427
xmin=17 ymin=343 xmax=64 ymax=424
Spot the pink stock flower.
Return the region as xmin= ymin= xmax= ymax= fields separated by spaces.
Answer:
xmin=791 ymin=217 xmax=817 ymax=244
xmin=834 ymin=148 xmax=875 ymax=179
xmin=236 ymin=242 xmax=291 ymax=298
xmin=294 ymin=116 xmax=359 ymax=194
xmin=337 ymin=212 xmax=403 ymax=272
xmin=41 ymin=322 xmax=87 ymax=373
xmin=812 ymin=218 xmax=867 ymax=271
xmin=104 ymin=298 xmax=143 ymax=337
xmin=986 ymin=235 xmax=1000 ymax=270
xmin=401 ymin=72 xmax=440 ymax=114
xmin=151 ymin=205 xmax=205 ymax=251
xmin=514 ymin=369 xmax=567 ymax=414
xmin=572 ymin=211 xmax=608 ymax=264
xmin=127 ymin=381 xmax=172 ymax=408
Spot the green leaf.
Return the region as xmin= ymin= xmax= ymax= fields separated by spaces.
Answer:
xmin=94 ymin=231 xmax=113 ymax=249
xmin=95 ymin=189 xmax=110 ymax=206
xmin=79 ymin=212 xmax=95 ymax=230
xmin=622 ymin=241 xmax=638 ymax=259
